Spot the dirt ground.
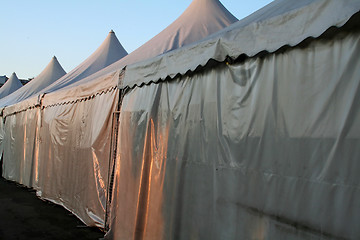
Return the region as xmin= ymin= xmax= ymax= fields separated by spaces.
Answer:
xmin=0 ymin=177 xmax=105 ymax=240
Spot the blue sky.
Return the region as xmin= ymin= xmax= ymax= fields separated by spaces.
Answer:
xmin=0 ymin=0 xmax=272 ymax=79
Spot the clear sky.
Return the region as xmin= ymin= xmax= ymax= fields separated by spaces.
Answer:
xmin=0 ymin=0 xmax=273 ymax=79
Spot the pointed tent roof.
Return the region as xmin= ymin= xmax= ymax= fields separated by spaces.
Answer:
xmin=0 ymin=56 xmax=66 ymax=107
xmin=120 ymin=0 xmax=360 ymax=88
xmin=41 ymin=30 xmax=128 ymax=93
xmin=118 ymin=0 xmax=238 ymax=64
xmin=43 ymin=0 xmax=238 ymax=94
xmin=0 ymin=73 xmax=23 ymax=99
xmin=4 ymin=0 xmax=237 ymax=111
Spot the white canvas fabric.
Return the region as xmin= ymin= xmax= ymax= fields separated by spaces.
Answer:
xmin=107 ymin=7 xmax=360 ymax=240
xmin=3 ymin=0 xmax=359 ymax=237
xmin=38 ymin=0 xmax=360 ymax=103
xmin=122 ymin=0 xmax=360 ymax=88
xmin=109 ymin=30 xmax=360 ymax=239
xmin=0 ymin=73 xmax=23 ymax=99
xmin=106 ymin=0 xmax=238 ymax=71
xmin=2 ymin=108 xmax=40 ymax=187
xmin=0 ymin=56 xmax=66 ymax=108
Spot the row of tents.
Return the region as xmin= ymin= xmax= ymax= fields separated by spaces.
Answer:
xmin=1 ymin=0 xmax=359 ymax=239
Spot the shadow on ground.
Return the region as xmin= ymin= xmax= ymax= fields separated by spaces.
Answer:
xmin=0 ymin=177 xmax=104 ymax=240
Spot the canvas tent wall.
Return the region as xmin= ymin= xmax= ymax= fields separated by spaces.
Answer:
xmin=0 ymin=57 xmax=65 ymax=164
xmin=0 ymin=72 xmax=23 ymax=99
xmin=1 ymin=31 xmax=127 ymax=191
xmin=1 ymin=0 xmax=237 ymax=229
xmin=0 ymin=72 xmax=23 ymax=156
xmin=0 ymin=56 xmax=66 ymax=186
xmin=106 ymin=0 xmax=360 ymax=239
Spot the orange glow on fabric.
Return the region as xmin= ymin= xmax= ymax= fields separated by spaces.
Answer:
xmin=134 ymin=118 xmax=169 ymax=239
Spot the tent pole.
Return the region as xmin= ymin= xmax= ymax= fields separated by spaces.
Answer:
xmin=104 ymin=85 xmax=128 ymax=231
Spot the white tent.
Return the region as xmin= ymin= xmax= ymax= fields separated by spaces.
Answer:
xmin=0 ymin=56 xmax=66 ymax=108
xmin=0 ymin=73 xmax=23 ymax=99
xmin=1 ymin=30 xmax=126 ymax=186
xmin=106 ymin=0 xmax=360 ymax=239
xmin=1 ymin=0 xmax=236 ymax=229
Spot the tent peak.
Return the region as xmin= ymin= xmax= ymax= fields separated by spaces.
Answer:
xmin=0 ymin=71 xmax=23 ymax=98
xmin=106 ymin=0 xmax=237 ymax=70
xmin=38 ymin=28 xmax=128 ymax=93
xmin=0 ymin=56 xmax=66 ymax=106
